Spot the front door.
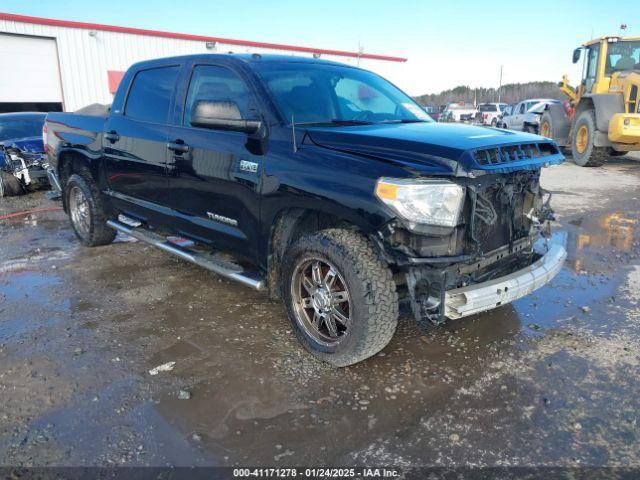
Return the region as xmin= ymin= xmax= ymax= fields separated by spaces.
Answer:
xmin=104 ymin=64 xmax=180 ymax=221
xmin=166 ymin=63 xmax=265 ymax=262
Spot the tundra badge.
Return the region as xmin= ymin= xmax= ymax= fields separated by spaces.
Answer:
xmin=239 ymin=160 xmax=258 ymax=173
xmin=206 ymin=212 xmax=239 ymax=226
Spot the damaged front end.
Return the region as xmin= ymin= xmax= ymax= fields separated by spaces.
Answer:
xmin=377 ymin=167 xmax=565 ymax=325
xmin=0 ymin=141 xmax=52 ymax=196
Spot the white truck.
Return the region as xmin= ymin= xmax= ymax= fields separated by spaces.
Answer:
xmin=477 ymin=103 xmax=509 ymax=126
xmin=440 ymin=102 xmax=477 ymax=123
xmin=498 ymin=98 xmax=561 ymax=133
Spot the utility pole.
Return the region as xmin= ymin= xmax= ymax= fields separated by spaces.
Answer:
xmin=497 ymin=65 xmax=503 ymax=102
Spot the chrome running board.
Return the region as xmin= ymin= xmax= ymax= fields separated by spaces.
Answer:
xmin=106 ymin=219 xmax=265 ymax=291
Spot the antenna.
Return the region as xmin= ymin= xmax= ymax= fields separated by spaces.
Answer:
xmin=292 ymin=115 xmax=297 ymax=153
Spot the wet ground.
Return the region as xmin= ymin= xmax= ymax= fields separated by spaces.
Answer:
xmin=0 ymin=155 xmax=639 ymax=469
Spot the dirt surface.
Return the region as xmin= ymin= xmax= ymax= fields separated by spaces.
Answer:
xmin=0 ymin=155 xmax=639 ymax=468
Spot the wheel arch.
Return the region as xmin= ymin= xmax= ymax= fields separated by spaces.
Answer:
xmin=577 ymin=94 xmax=624 ymax=132
xmin=266 ymin=207 xmax=380 ymax=300
xmin=56 ymin=149 xmax=101 ymax=212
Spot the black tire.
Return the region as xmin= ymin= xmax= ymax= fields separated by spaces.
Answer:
xmin=0 ymin=171 xmax=23 ymax=197
xmin=282 ymin=228 xmax=398 ymax=367
xmin=65 ymin=173 xmax=116 ymax=246
xmin=571 ymin=110 xmax=607 ymax=167
xmin=524 ymin=124 xmax=537 ymax=134
xmin=608 ymin=148 xmax=627 ymax=157
xmin=539 ymin=112 xmax=553 ymax=139
xmin=490 ymin=118 xmax=497 ymax=127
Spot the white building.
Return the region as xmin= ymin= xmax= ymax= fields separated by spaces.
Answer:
xmin=0 ymin=12 xmax=407 ymax=113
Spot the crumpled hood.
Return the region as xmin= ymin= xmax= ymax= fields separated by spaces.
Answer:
xmin=304 ymin=122 xmax=564 ymax=175
xmin=1 ymin=136 xmax=45 ymax=153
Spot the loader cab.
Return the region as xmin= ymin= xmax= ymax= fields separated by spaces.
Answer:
xmin=574 ymin=38 xmax=640 ymax=96
xmin=573 ymin=40 xmax=604 ymax=95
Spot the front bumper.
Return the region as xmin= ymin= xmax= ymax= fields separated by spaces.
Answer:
xmin=608 ymin=113 xmax=640 ymax=144
xmin=444 ymin=244 xmax=566 ymax=319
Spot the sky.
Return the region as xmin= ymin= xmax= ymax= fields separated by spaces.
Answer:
xmin=1 ymin=0 xmax=636 ymax=95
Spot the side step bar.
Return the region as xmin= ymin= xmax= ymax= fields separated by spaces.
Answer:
xmin=106 ymin=220 xmax=265 ymax=291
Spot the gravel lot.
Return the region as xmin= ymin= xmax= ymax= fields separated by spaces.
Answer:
xmin=0 ymin=154 xmax=639 ymax=469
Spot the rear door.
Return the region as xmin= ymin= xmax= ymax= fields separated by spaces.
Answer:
xmin=104 ymin=64 xmax=181 ymax=220
xmin=166 ymin=61 xmax=266 ymax=261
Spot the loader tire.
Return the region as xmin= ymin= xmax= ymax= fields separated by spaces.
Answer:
xmin=539 ymin=112 xmax=553 ymax=139
xmin=608 ymin=148 xmax=627 ymax=157
xmin=571 ymin=110 xmax=607 ymax=167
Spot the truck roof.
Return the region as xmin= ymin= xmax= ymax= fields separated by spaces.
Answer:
xmin=129 ymin=53 xmax=351 ymax=71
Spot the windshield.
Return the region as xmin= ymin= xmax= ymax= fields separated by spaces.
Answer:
xmin=254 ymin=62 xmax=432 ymax=125
xmin=0 ymin=118 xmax=44 ymax=142
xmin=479 ymin=104 xmax=497 ymax=112
xmin=605 ymin=41 xmax=640 ymax=74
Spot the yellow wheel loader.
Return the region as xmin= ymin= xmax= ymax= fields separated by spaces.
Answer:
xmin=539 ymin=36 xmax=640 ymax=166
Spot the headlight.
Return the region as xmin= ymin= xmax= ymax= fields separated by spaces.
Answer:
xmin=375 ymin=178 xmax=465 ymax=227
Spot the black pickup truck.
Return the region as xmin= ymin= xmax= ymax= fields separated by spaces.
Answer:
xmin=45 ymin=54 xmax=566 ymax=366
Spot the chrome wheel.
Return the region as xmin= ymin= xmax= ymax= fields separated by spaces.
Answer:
xmin=291 ymin=258 xmax=351 ymax=346
xmin=69 ymin=185 xmax=91 ymax=236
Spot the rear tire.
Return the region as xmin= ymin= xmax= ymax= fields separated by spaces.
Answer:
xmin=524 ymin=124 xmax=537 ymax=134
xmin=282 ymin=229 xmax=398 ymax=367
xmin=0 ymin=171 xmax=23 ymax=197
xmin=65 ymin=173 xmax=116 ymax=247
xmin=608 ymin=148 xmax=627 ymax=157
xmin=571 ymin=110 xmax=607 ymax=167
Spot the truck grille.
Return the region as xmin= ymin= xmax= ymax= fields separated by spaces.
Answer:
xmin=472 ymin=142 xmax=559 ymax=166
xmin=468 ymin=175 xmax=533 ymax=253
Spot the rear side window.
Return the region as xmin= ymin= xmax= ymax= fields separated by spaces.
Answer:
xmin=125 ymin=66 xmax=180 ymax=123
xmin=183 ymin=65 xmax=257 ymax=127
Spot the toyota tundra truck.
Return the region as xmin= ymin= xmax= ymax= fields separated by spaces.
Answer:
xmin=45 ymin=54 xmax=566 ymax=366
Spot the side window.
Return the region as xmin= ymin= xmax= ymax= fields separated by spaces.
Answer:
xmin=184 ymin=65 xmax=257 ymax=127
xmin=518 ymin=103 xmax=526 ymax=114
xmin=125 ymin=66 xmax=180 ymax=123
xmin=584 ymin=45 xmax=600 ymax=92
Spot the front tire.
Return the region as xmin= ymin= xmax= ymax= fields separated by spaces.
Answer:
xmin=282 ymin=229 xmax=398 ymax=367
xmin=66 ymin=173 xmax=116 ymax=246
xmin=539 ymin=112 xmax=553 ymax=139
xmin=571 ymin=110 xmax=607 ymax=167
xmin=0 ymin=171 xmax=23 ymax=197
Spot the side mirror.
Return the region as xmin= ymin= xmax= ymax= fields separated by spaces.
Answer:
xmin=572 ymin=48 xmax=582 ymax=64
xmin=190 ymin=100 xmax=262 ymax=135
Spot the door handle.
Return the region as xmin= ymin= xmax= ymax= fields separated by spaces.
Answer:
xmin=104 ymin=130 xmax=119 ymax=143
xmin=167 ymin=141 xmax=190 ymax=154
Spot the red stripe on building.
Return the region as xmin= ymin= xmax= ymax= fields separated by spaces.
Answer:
xmin=0 ymin=12 xmax=407 ymax=63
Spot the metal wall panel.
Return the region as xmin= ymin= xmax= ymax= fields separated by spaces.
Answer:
xmin=0 ymin=19 xmax=402 ymax=111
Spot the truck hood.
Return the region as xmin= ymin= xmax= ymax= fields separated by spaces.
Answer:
xmin=304 ymin=122 xmax=564 ymax=175
xmin=0 ymin=136 xmax=45 ymax=153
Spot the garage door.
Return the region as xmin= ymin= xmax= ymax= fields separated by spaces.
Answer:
xmin=0 ymin=34 xmax=63 ymax=104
